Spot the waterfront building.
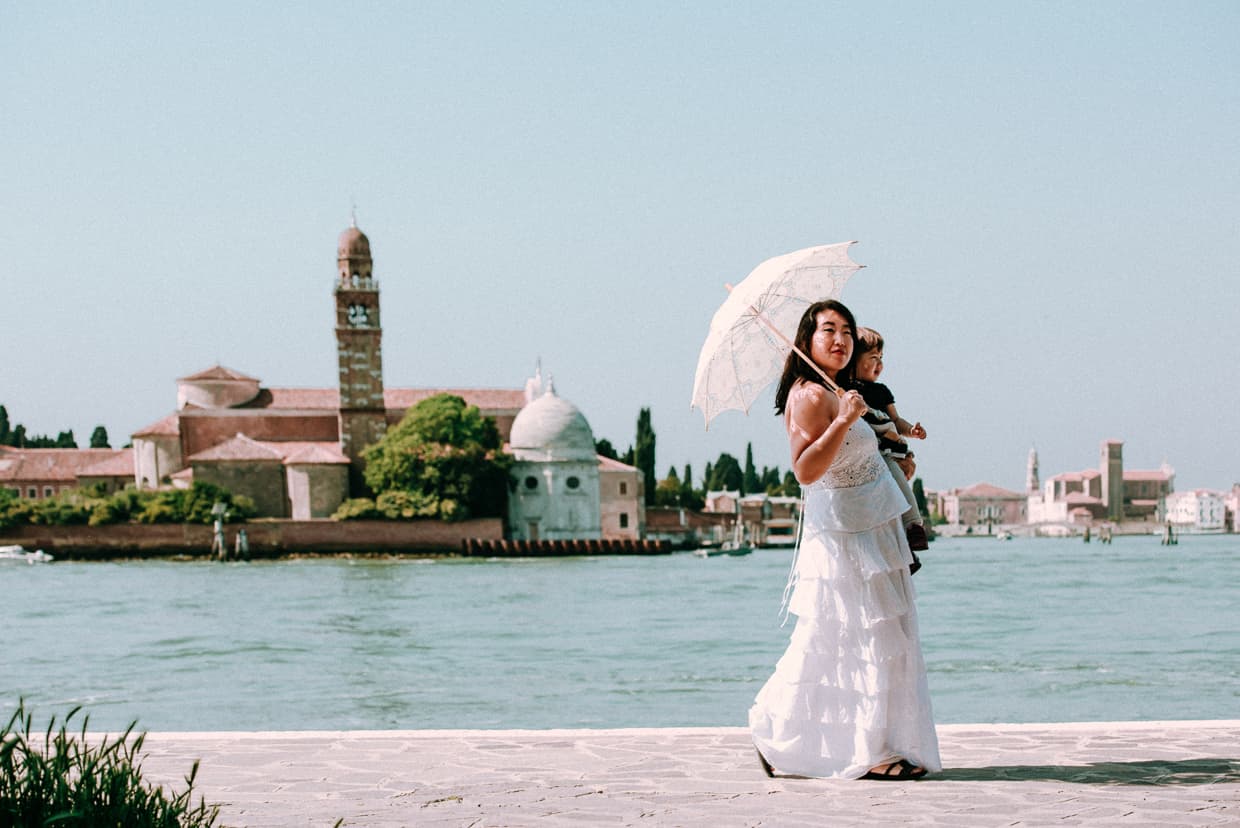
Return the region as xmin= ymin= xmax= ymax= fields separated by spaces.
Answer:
xmin=703 ymin=490 xmax=740 ymax=514
xmin=1226 ymin=485 xmax=1240 ymax=533
xmin=506 ymin=370 xmax=644 ymax=541
xmin=1165 ymin=489 xmax=1227 ymax=533
xmin=1026 ymin=439 xmax=1174 ymax=526
xmin=940 ymin=482 xmax=1026 ymax=530
xmin=0 ymin=447 xmax=133 ymax=499
xmin=644 ymin=506 xmax=732 ymax=547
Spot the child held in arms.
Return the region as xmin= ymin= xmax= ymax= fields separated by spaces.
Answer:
xmin=852 ymin=327 xmax=930 ymax=562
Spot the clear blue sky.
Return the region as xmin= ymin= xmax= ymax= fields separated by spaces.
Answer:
xmin=3 ymin=2 xmax=1237 ymax=494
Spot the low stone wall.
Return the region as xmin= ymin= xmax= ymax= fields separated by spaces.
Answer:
xmin=0 ymin=518 xmax=505 ymax=560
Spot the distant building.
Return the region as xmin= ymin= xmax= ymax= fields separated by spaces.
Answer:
xmin=1226 ymin=485 xmax=1240 ymax=533
xmin=0 ymin=447 xmax=133 ymax=499
xmin=940 ymin=482 xmax=1026 ymax=529
xmin=703 ymin=490 xmax=740 ymax=515
xmin=128 ymin=223 xmax=526 ymax=518
xmin=1165 ymin=489 xmax=1226 ymax=533
xmin=506 ymin=369 xmax=645 ymax=542
xmin=739 ymin=493 xmax=801 ymax=546
xmin=1026 ymin=439 xmax=1174 ymax=525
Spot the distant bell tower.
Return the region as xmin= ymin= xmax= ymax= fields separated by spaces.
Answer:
xmin=1026 ymin=447 xmax=1039 ymax=493
xmin=335 ymin=219 xmax=387 ymax=493
xmin=1100 ymin=439 xmax=1124 ymax=522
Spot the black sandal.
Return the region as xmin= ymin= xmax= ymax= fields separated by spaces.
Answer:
xmin=862 ymin=759 xmax=927 ymax=781
xmin=755 ymin=748 xmax=775 ymax=778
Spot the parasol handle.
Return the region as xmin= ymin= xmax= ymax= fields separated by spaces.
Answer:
xmin=724 ymin=284 xmax=844 ymax=397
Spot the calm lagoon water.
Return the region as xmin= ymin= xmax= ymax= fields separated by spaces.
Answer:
xmin=3 ymin=535 xmax=1237 ymax=732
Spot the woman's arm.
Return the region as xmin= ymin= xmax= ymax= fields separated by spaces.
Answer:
xmin=787 ymin=382 xmax=868 ymax=484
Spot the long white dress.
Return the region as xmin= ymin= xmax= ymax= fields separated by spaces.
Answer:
xmin=749 ymin=418 xmax=941 ymax=778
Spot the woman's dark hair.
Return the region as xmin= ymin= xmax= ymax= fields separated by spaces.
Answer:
xmin=773 ymin=299 xmax=859 ymax=415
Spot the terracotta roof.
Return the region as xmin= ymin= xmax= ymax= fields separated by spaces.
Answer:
xmin=597 ymin=455 xmax=638 ymax=472
xmin=247 ymin=388 xmax=338 ymax=410
xmin=385 ymin=388 xmax=527 ymax=411
xmin=1049 ymin=470 xmax=1101 ymax=482
xmin=178 ymin=365 xmax=260 ymax=383
xmin=132 ymin=413 xmax=180 ymax=438
xmin=1124 ymin=469 xmax=1172 ymax=481
xmin=187 ymin=434 xmax=285 ymax=462
xmin=0 ymin=448 xmax=133 ymax=483
xmin=280 ymin=442 xmax=350 ymax=465
xmin=952 ymin=482 xmax=1025 ymax=499
xmin=78 ymin=448 xmax=135 ymax=477
xmin=1063 ymin=492 xmax=1103 ymax=505
xmin=239 ymin=387 xmax=527 ymax=412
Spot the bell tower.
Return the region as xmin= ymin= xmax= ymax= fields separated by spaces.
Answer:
xmin=335 ymin=219 xmax=386 ymax=493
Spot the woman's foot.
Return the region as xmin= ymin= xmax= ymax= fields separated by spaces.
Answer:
xmin=755 ymin=748 xmax=775 ymax=778
xmin=862 ymin=759 xmax=927 ymax=780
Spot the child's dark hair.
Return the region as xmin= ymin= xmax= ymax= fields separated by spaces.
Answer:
xmin=856 ymin=327 xmax=884 ymax=354
xmin=774 ymin=299 xmax=859 ymax=415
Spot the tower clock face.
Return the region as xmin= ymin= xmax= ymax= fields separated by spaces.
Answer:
xmin=347 ymin=304 xmax=370 ymax=327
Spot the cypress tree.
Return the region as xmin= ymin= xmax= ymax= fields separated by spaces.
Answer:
xmin=90 ymin=426 xmax=111 ymax=449
xmin=635 ymin=408 xmax=656 ymax=505
xmin=0 ymin=405 xmax=9 ymax=445
xmin=743 ymin=442 xmax=760 ymax=495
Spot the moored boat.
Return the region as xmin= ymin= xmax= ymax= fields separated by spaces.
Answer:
xmin=0 ymin=545 xmax=54 ymax=564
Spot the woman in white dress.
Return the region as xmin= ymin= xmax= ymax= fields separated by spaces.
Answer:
xmin=749 ymin=300 xmax=941 ymax=780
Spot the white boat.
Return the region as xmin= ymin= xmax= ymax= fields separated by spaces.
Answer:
xmin=0 ymin=545 xmax=54 ymax=564
xmin=995 ymin=530 xmax=1013 ymax=541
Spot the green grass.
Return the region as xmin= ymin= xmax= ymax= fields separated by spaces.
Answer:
xmin=0 ymin=700 xmax=219 ymax=827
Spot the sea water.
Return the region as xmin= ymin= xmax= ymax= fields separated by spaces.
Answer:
xmin=2 ymin=535 xmax=1236 ymax=732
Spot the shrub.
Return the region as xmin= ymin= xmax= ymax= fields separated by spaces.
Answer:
xmin=375 ymin=490 xmax=439 ymax=520
xmin=332 ymin=498 xmax=382 ymax=520
xmin=0 ymin=699 xmax=219 ymax=827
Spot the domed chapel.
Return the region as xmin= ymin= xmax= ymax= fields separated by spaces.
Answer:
xmin=123 ymin=222 xmax=645 ymax=539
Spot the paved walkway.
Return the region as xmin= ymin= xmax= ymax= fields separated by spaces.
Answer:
xmin=139 ymin=721 xmax=1240 ymax=827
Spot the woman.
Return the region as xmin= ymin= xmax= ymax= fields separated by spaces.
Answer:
xmin=749 ymin=300 xmax=941 ymax=780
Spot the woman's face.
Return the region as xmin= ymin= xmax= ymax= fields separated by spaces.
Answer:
xmin=808 ymin=309 xmax=854 ymax=378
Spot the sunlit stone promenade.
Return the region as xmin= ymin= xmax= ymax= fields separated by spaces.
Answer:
xmin=140 ymin=720 xmax=1239 ymax=827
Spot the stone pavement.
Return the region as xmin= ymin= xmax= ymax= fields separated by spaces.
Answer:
xmin=139 ymin=721 xmax=1240 ymax=827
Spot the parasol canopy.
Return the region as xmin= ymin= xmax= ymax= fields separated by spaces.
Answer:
xmin=690 ymin=241 xmax=863 ymax=429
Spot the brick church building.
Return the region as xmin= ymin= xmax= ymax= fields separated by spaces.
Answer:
xmin=128 ymin=222 xmax=526 ymax=518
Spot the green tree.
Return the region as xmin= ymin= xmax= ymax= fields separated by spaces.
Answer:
xmin=595 ymin=438 xmax=618 ymax=460
xmin=781 ymin=470 xmax=800 ymax=497
xmin=89 ymin=425 xmax=110 ymax=448
xmin=55 ymin=430 xmax=77 ymax=448
xmin=361 ymin=393 xmax=511 ymax=521
xmin=912 ymin=477 xmax=930 ymax=520
xmin=11 ymin=424 xmax=26 ymax=447
xmin=653 ymin=466 xmax=682 ymax=507
xmin=707 ymin=453 xmax=743 ymax=492
xmin=0 ymin=405 xmax=9 ymax=445
xmin=743 ymin=443 xmax=760 ymax=495
xmin=634 ymin=408 xmax=656 ymax=505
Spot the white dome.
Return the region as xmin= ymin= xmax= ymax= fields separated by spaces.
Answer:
xmin=509 ymin=389 xmax=596 ymax=462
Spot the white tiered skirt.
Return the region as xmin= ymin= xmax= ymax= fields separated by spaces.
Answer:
xmin=749 ymin=492 xmax=941 ymax=779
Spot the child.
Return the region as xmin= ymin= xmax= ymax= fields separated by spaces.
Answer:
xmin=852 ymin=327 xmax=930 ymax=558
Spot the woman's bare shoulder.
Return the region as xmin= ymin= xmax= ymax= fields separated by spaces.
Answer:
xmin=789 ymin=381 xmax=828 ymax=406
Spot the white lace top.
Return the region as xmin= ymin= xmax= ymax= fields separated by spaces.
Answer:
xmin=800 ymin=419 xmax=907 ymax=534
xmin=804 ymin=418 xmax=888 ymax=491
